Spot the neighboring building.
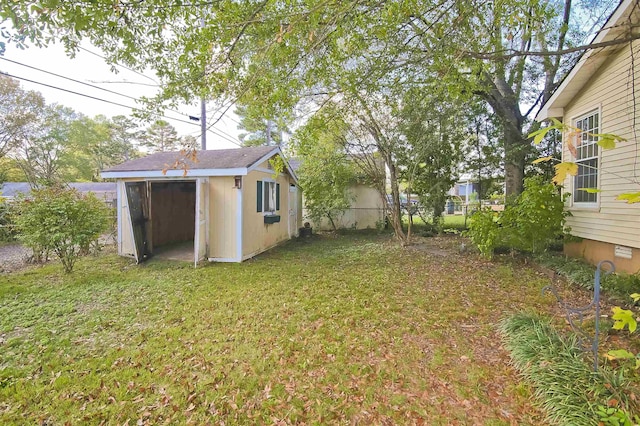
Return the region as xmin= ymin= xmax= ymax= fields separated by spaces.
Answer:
xmin=0 ymin=182 xmax=117 ymax=205
xmin=101 ymin=146 xmax=301 ymax=265
xmin=537 ymin=0 xmax=640 ymax=273
xmin=289 ymin=159 xmax=385 ymax=231
xmin=448 ymin=174 xmax=479 ymax=203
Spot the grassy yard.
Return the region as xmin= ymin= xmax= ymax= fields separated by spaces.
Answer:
xmin=1 ymin=233 xmax=570 ymax=424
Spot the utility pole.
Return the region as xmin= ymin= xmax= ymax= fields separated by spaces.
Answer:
xmin=200 ymin=97 xmax=206 ymax=150
xmin=265 ymin=119 xmax=272 ymax=146
xmin=200 ymin=15 xmax=207 ymax=150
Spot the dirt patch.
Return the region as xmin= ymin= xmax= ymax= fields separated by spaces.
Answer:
xmin=0 ymin=243 xmax=32 ymax=273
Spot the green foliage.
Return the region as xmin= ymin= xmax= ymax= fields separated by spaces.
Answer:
xmin=141 ymin=120 xmax=179 ymax=153
xmin=466 ymin=209 xmax=501 ymax=258
xmin=235 ymin=104 xmax=289 ymax=147
xmin=597 ymin=405 xmax=639 ymax=426
xmin=0 ymin=74 xmax=45 ymax=160
xmin=500 ymin=312 xmax=637 ymax=425
xmin=14 ymin=186 xmax=110 ymax=273
xmin=612 ymin=307 xmax=638 ymax=333
xmin=467 ymin=176 xmax=570 ymax=257
xmin=500 ymin=176 xmax=570 ymax=253
xmin=0 ymin=196 xmax=17 ymax=242
xmin=535 ymin=254 xmax=640 ymax=302
xmin=293 ymin=114 xmax=355 ymax=230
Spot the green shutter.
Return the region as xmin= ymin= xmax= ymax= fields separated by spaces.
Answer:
xmin=257 ymin=181 xmax=263 ymax=212
xmin=276 ymin=183 xmax=280 ymax=211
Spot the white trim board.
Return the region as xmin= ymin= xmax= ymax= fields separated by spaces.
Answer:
xmin=236 ymin=183 xmax=243 ymax=262
xmin=208 ymin=257 xmax=242 ymax=263
xmin=101 ymin=168 xmax=248 ymax=179
xmin=246 ymin=147 xmax=299 ymax=184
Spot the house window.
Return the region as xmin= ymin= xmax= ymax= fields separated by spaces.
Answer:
xmin=256 ymin=180 xmax=280 ymax=213
xmin=573 ymin=111 xmax=599 ymax=204
xmin=264 ymin=181 xmax=276 ymax=212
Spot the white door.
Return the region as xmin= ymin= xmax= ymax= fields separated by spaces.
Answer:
xmin=194 ymin=178 xmax=209 ymax=266
xmin=289 ymin=185 xmax=298 ymax=238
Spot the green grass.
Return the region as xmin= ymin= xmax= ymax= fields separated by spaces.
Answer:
xmin=0 ymin=233 xmax=566 ymax=424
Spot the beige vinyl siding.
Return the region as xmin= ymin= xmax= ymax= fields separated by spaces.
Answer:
xmin=242 ymin=162 xmax=293 ymax=259
xmin=562 ymin=40 xmax=640 ymax=248
xmin=208 ymin=176 xmax=237 ymax=260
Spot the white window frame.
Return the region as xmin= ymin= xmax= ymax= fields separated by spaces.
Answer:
xmin=571 ymin=108 xmax=600 ymax=209
xmin=262 ymin=179 xmax=277 ymax=215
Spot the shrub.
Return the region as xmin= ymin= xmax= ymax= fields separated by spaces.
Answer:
xmin=14 ymin=186 xmax=110 ymax=273
xmin=466 ymin=209 xmax=501 ymax=257
xmin=500 ymin=176 xmax=570 ymax=253
xmin=467 ymin=176 xmax=571 ymax=257
xmin=500 ymin=312 xmax=638 ymax=425
xmin=536 ymin=253 xmax=640 ymax=302
xmin=0 ymin=196 xmax=17 ymax=242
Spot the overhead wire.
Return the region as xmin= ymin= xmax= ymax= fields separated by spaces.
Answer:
xmin=1 ymin=58 xmax=243 ymax=146
xmin=1 ymin=71 xmax=241 ymax=147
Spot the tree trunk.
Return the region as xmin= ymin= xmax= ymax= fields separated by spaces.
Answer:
xmin=504 ymin=125 xmax=527 ymax=197
xmin=386 ymin=156 xmax=407 ymax=243
xmin=326 ymin=212 xmax=337 ymax=231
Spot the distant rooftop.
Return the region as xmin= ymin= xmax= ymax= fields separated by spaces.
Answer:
xmin=0 ymin=182 xmax=116 ymax=199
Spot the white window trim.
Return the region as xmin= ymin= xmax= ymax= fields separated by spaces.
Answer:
xmin=261 ymin=178 xmax=278 ymax=215
xmin=569 ymin=107 xmax=601 ymax=210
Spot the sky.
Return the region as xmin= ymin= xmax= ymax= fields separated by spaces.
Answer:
xmin=0 ymin=40 xmax=242 ymax=150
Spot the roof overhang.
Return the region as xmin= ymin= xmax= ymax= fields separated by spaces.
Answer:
xmin=536 ymin=0 xmax=636 ymax=121
xmin=247 ymin=147 xmax=299 ymax=184
xmin=100 ymin=146 xmax=299 ymax=184
xmin=100 ymin=168 xmax=249 ymax=179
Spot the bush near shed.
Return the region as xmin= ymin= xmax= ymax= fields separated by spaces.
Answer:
xmin=14 ymin=186 xmax=110 ymax=273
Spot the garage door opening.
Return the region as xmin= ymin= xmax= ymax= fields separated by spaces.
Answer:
xmin=150 ymin=181 xmax=196 ymax=261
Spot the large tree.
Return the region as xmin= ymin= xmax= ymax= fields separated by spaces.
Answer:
xmin=235 ymin=104 xmax=289 ymax=147
xmin=142 ymin=120 xmax=179 ymax=153
xmin=0 ymin=74 xmax=44 ymax=160
xmin=293 ymin=112 xmax=355 ymax=230
xmin=14 ymin=104 xmax=76 ymax=186
xmin=1 ymin=0 xmax=623 ymax=195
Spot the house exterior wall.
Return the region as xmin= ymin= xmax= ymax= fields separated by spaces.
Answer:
xmin=560 ymin=41 xmax=640 ymax=269
xmin=565 ymin=239 xmax=640 ymax=274
xmin=306 ymin=183 xmax=384 ymax=231
xmin=242 ymin=166 xmax=293 ymax=260
xmin=207 ymin=176 xmax=238 ymax=261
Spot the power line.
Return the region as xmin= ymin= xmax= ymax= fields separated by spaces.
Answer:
xmin=0 ymin=56 xmax=142 ymax=102
xmin=1 ymin=56 xmax=242 ymax=144
xmin=1 ymin=71 xmax=199 ymax=129
xmin=6 ymin=70 xmax=243 ymax=147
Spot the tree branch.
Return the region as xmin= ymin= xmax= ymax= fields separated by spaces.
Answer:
xmin=460 ymin=33 xmax=640 ymax=60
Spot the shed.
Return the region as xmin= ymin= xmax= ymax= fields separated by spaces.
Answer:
xmin=101 ymin=146 xmax=301 ymax=265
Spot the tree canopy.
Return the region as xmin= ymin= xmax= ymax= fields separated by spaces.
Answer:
xmin=1 ymin=0 xmax=626 ymax=195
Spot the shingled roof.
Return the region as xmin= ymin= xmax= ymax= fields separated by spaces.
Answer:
xmin=103 ymin=146 xmax=278 ymax=173
xmin=101 ymin=146 xmax=298 ymax=182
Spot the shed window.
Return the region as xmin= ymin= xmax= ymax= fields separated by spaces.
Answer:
xmin=259 ymin=181 xmax=280 ymax=213
xmin=573 ymin=111 xmax=599 ymax=204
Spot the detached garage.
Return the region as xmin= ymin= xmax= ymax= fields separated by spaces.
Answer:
xmin=101 ymin=146 xmax=301 ymax=265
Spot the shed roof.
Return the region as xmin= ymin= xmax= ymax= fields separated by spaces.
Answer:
xmin=100 ymin=146 xmax=298 ymax=182
xmin=103 ymin=146 xmax=277 ymax=172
